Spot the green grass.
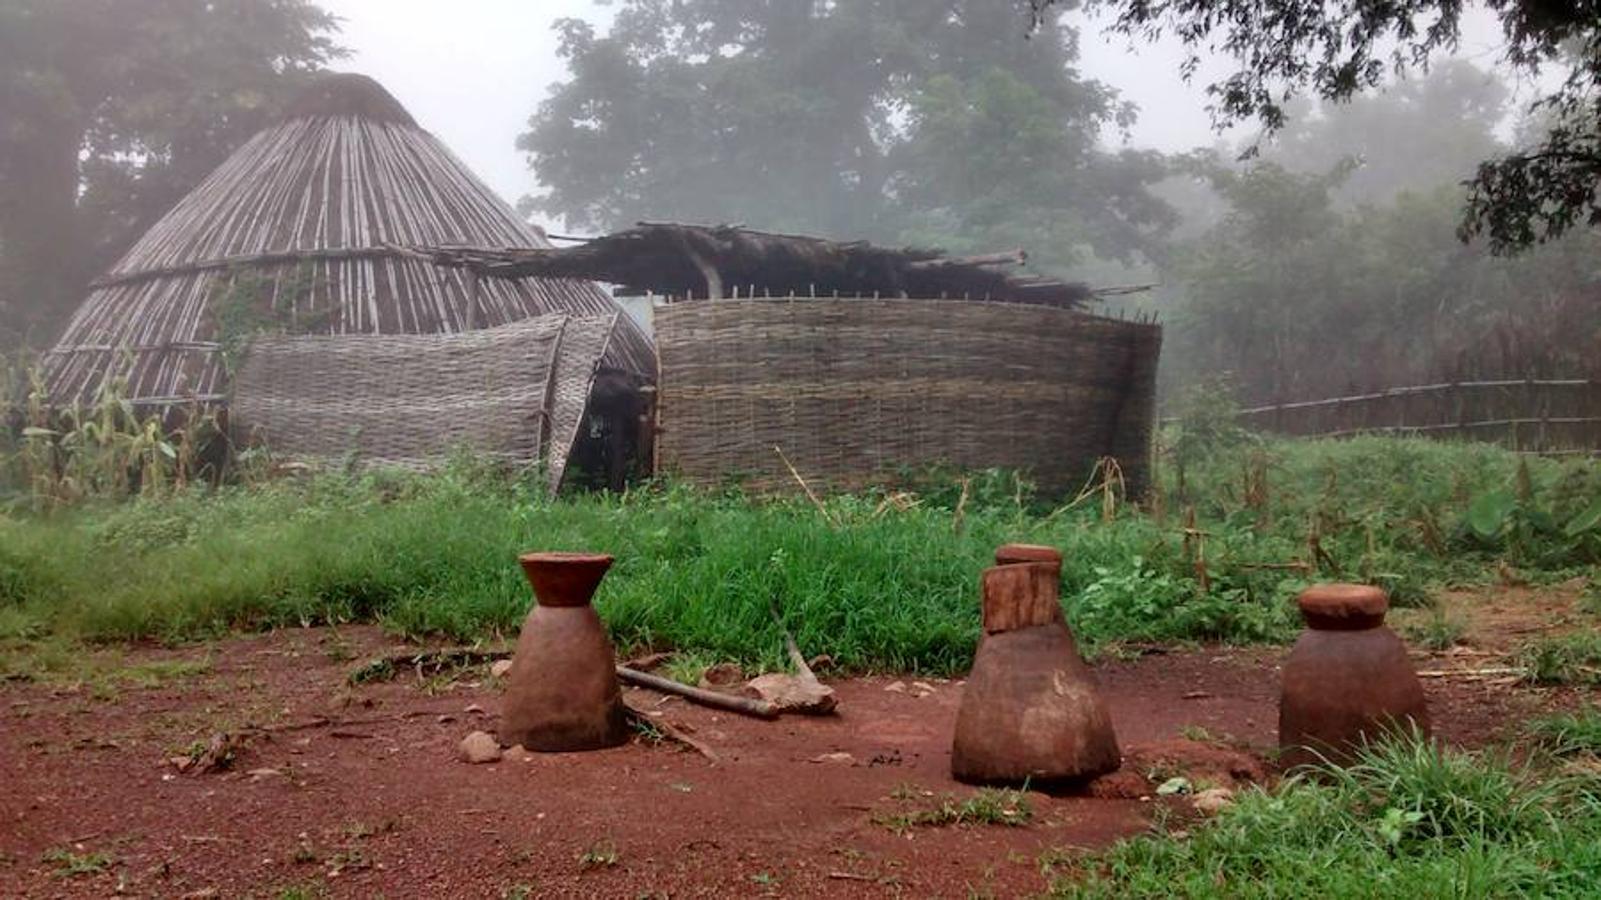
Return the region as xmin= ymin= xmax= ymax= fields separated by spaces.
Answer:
xmin=1518 ymin=633 xmax=1601 ymax=686
xmin=1403 ymin=611 xmax=1468 ymax=652
xmin=1051 ymin=732 xmax=1601 ymax=898
xmin=41 ymin=847 xmax=114 ymax=878
xmin=1528 ymin=708 xmax=1601 ymax=756
xmin=1 ymin=436 xmax=1598 ymax=672
xmin=874 ymin=787 xmax=1033 ymax=834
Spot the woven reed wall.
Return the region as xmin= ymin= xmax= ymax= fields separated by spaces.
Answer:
xmin=656 ymin=298 xmax=1161 ymax=496
xmin=1236 ymin=379 xmax=1601 ymax=454
xmin=231 ymin=314 xmax=615 ymax=486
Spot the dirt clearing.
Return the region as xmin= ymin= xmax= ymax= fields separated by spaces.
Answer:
xmin=0 ymin=591 xmax=1585 ymax=898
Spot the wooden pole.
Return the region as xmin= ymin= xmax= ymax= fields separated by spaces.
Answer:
xmin=615 ymin=667 xmax=780 ymax=719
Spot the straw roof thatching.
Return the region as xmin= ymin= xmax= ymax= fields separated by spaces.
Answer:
xmin=44 ymin=73 xmax=654 ymax=409
xmin=422 ymin=222 xmax=1096 ymax=308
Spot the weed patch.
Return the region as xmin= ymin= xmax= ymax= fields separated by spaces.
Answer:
xmin=42 ymin=847 xmax=114 ymax=878
xmin=1518 ymin=633 xmax=1601 ymax=685
xmin=0 ymin=436 xmax=1597 ymax=670
xmin=1051 ymin=734 xmax=1600 ymax=898
xmin=577 ymin=840 xmax=620 ymax=871
xmin=874 ymin=788 xmax=1033 ymax=834
xmin=1527 ymin=708 xmax=1601 ymax=756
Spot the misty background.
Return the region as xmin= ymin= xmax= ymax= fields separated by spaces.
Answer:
xmin=2 ymin=0 xmax=1596 ymax=407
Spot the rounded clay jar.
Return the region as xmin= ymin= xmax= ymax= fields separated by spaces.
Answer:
xmin=1278 ymin=583 xmax=1429 ymax=768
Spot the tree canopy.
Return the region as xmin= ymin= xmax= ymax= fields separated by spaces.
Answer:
xmin=1055 ymin=0 xmax=1601 ymax=253
xmin=0 ymin=0 xmax=342 ymax=346
xmin=520 ymin=0 xmax=1174 ymax=274
xmin=1155 ymin=57 xmax=1600 ymax=402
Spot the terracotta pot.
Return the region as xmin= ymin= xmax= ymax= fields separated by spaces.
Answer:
xmin=995 ymin=543 xmax=1063 ymax=575
xmin=499 ymin=552 xmax=630 ymax=752
xmin=1279 ymin=584 xmax=1429 ymax=768
xmin=952 ymin=560 xmax=1120 ymax=784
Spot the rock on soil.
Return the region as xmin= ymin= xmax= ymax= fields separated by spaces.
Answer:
xmin=458 ymin=730 xmax=502 ymax=764
xmin=745 ymin=673 xmax=838 ymax=714
xmin=1192 ymin=786 xmax=1236 ymax=815
xmin=489 ymin=659 xmax=513 ymax=678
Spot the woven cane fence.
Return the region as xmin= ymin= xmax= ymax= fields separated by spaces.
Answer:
xmin=231 ymin=314 xmax=616 ymax=487
xmin=1236 ymin=378 xmax=1601 ymax=455
xmin=655 ymin=298 xmax=1161 ymax=496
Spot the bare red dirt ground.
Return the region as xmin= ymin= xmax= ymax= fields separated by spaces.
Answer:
xmin=1 ymin=585 xmax=1588 ymax=898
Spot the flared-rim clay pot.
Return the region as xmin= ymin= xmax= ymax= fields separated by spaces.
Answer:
xmin=951 ymin=558 xmax=1120 ymax=784
xmin=499 ymin=551 xmax=630 ymax=752
xmin=1279 ymin=583 xmax=1429 ymax=768
xmin=995 ymin=543 xmax=1063 ymax=575
xmin=519 ymin=551 xmax=615 ymax=608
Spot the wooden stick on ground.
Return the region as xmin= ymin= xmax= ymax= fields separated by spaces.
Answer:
xmin=1415 ymin=667 xmax=1526 ymax=678
xmin=771 ymin=602 xmax=822 ymax=686
xmin=623 ymin=703 xmax=719 ymax=762
xmin=762 ymin=602 xmax=839 ymax=714
xmin=616 ymin=666 xmax=780 ymax=719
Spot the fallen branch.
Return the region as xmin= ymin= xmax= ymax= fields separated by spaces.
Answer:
xmin=625 ymin=703 xmax=719 ymax=762
xmin=1416 ymin=667 xmax=1526 ymax=678
xmin=616 ymin=666 xmax=780 ymax=719
xmin=761 ymin=602 xmax=839 ymax=715
xmin=772 ymin=604 xmax=822 ymax=686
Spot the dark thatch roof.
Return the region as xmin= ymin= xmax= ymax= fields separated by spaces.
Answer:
xmin=422 ymin=223 xmax=1097 ymax=308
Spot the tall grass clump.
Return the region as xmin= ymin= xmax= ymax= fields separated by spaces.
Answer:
xmin=3 ymin=372 xmax=1600 ymax=668
xmin=0 ymin=463 xmax=1212 ymax=669
xmin=1054 ymin=732 xmax=1601 ymax=898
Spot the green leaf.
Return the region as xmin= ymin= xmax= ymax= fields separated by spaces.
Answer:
xmin=1566 ymin=498 xmax=1601 ymax=538
xmin=1465 ymin=491 xmax=1516 ymax=541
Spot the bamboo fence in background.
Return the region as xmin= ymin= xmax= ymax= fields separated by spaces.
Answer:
xmin=1236 ymin=379 xmax=1601 ymax=454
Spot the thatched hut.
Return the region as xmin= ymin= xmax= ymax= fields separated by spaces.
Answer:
xmin=428 ymin=224 xmax=1162 ymax=497
xmin=42 ymin=74 xmax=653 ymax=484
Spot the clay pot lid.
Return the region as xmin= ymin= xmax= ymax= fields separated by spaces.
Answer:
xmin=518 ymin=551 xmax=614 ymax=607
xmin=1298 ymin=583 xmax=1388 ymax=630
xmin=995 ymin=544 xmax=1062 ymax=570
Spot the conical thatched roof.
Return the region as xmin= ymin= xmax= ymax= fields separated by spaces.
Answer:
xmin=44 ymin=73 xmax=654 ymax=408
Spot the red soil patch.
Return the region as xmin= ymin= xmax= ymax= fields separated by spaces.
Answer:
xmin=0 ymin=627 xmax=1581 ymax=898
xmin=1421 ymin=578 xmax=1591 ymax=652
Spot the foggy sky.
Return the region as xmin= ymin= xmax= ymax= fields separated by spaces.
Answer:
xmin=318 ymin=0 xmax=1517 ymax=233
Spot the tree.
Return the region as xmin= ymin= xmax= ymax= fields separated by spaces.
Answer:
xmin=521 ymin=0 xmax=1174 ymax=274
xmin=1047 ymin=0 xmax=1601 ymax=253
xmin=1258 ymin=59 xmax=1509 ymax=208
xmin=0 ymin=0 xmax=342 ymax=346
xmin=1167 ymin=159 xmax=1601 ymax=403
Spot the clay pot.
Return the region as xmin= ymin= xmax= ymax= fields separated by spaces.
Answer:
xmin=995 ymin=543 xmax=1063 ymax=575
xmin=952 ymin=558 xmax=1120 ymax=784
xmin=1279 ymin=584 xmax=1429 ymax=768
xmin=499 ymin=552 xmax=630 ymax=752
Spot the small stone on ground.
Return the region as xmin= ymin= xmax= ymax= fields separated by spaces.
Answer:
xmin=1192 ymin=786 xmax=1235 ymax=815
xmin=458 ymin=730 xmax=502 ymax=764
